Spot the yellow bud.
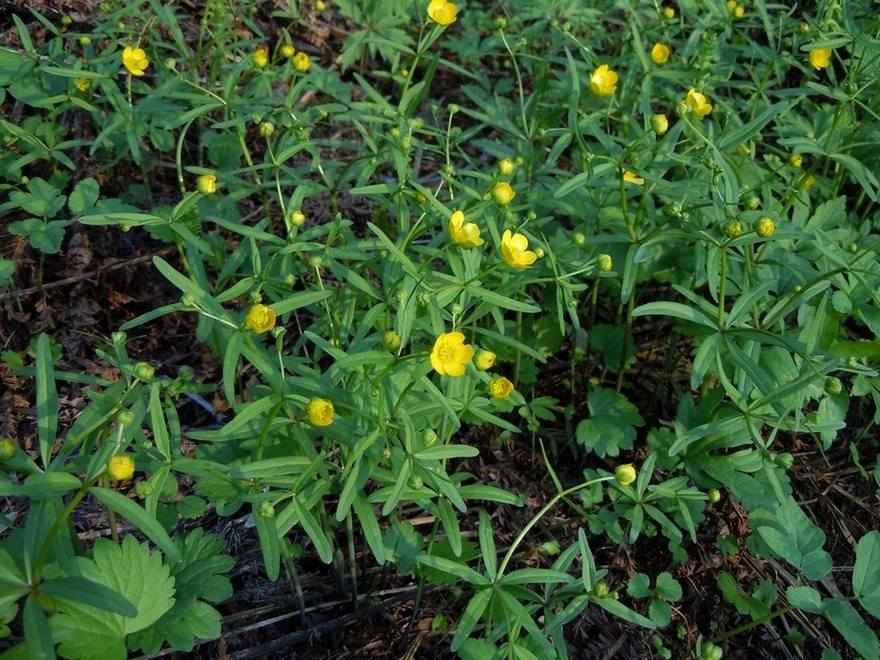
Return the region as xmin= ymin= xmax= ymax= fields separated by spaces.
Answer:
xmin=615 ymin=463 xmax=636 ymax=486
xmin=107 ymin=455 xmax=135 ymax=481
xmin=197 ymin=173 xmax=217 ymax=195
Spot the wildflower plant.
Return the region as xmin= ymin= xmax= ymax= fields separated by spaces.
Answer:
xmin=1 ymin=0 xmax=880 ymax=659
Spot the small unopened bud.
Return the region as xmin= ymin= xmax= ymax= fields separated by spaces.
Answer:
xmin=723 ymin=220 xmax=743 ymax=238
xmin=597 ymin=254 xmax=613 ymax=272
xmin=259 ymin=121 xmax=275 ymax=138
xmin=615 ymin=463 xmax=636 ymax=486
xmin=134 ymin=362 xmax=155 ymax=381
xmin=382 ymin=331 xmax=401 ymax=351
xmin=823 ymin=376 xmax=843 ymax=395
xmin=754 ymin=217 xmax=776 ymax=238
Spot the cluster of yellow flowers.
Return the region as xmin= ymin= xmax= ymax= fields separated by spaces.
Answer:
xmin=430 ymin=333 xmax=514 ymax=398
xmin=447 ymin=210 xmax=538 ymax=269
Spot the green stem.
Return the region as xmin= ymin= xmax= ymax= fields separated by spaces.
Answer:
xmin=709 ymin=604 xmax=795 ymax=644
xmin=495 ymin=476 xmax=613 ymax=581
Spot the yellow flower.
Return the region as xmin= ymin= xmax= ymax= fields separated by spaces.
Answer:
xmin=651 ymin=114 xmax=669 ymax=135
xmin=289 ymin=210 xmax=306 ymax=227
xmin=281 ymin=44 xmax=295 ymax=58
xmin=430 ymin=331 xmax=474 ymax=377
xmin=797 ymin=173 xmax=816 ymax=190
xmin=809 ymin=48 xmax=832 ymax=70
xmin=448 ymin=210 xmax=484 ymax=248
xmin=491 ymin=182 xmax=516 ymax=205
xmin=253 ymin=48 xmax=269 ymax=69
xmin=197 ymin=173 xmax=217 ymax=195
xmin=107 ymin=455 xmax=135 ymax=481
xmin=500 ymin=230 xmax=538 ymax=269
xmin=623 ymin=170 xmax=644 ymax=185
xmin=615 ymin=463 xmax=636 ymax=486
xmin=427 ymin=0 xmax=458 ymax=25
xmin=122 ymin=46 xmax=149 ymax=76
xmin=732 ymin=5 xmax=744 ymax=18
xmin=662 ymin=7 xmax=675 ymax=18
xmin=685 ymin=88 xmax=712 ymax=117
xmin=292 ymin=52 xmax=311 ymax=72
xmin=75 ymin=77 xmax=90 ymax=93
xmin=382 ymin=331 xmax=402 ymax=351
xmin=489 ymin=376 xmax=514 ymax=399
xmin=651 ymin=43 xmax=670 ymax=65
xmin=474 ymin=349 xmax=496 ymax=371
xmin=789 ymin=154 xmax=803 ymax=168
xmin=590 ymin=64 xmax=618 ymax=98
xmin=498 ymin=158 xmax=515 ymax=176
xmin=245 ymin=304 xmax=276 ymax=334
xmin=307 ymin=398 xmax=334 ymax=426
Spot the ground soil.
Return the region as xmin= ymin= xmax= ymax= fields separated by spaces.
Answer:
xmin=1 ymin=3 xmax=878 ymax=659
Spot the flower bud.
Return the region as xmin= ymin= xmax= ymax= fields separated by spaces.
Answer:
xmin=0 ymin=437 xmax=17 ymax=461
xmin=824 ymin=376 xmax=843 ymax=395
xmin=572 ymin=231 xmax=586 ymax=246
xmin=116 ymin=409 xmax=135 ymax=425
xmin=651 ymin=114 xmax=669 ymax=135
xmin=259 ymin=501 xmax=276 ymax=518
xmin=382 ymin=331 xmax=402 ymax=351
xmin=134 ymin=362 xmax=155 ymax=381
xmin=292 ymin=52 xmax=310 ymax=72
xmin=701 ymin=642 xmax=724 ymax=660
xmin=253 ymin=48 xmax=269 ymax=69
xmin=259 ymin=121 xmax=275 ymax=138
xmin=597 ymin=254 xmax=613 ymax=272
xmin=134 ymin=481 xmax=153 ymax=499
xmin=473 ymin=349 xmax=496 ymax=371
xmin=111 ymin=331 xmax=127 ymax=347
xmin=107 ymin=454 xmax=135 ymax=481
xmin=594 ymin=582 xmax=610 ymax=598
xmin=723 ymin=220 xmax=743 ymax=238
xmin=80 ymin=36 xmax=92 ymax=46
xmin=281 ymin=44 xmax=295 ymax=58
xmin=754 ymin=217 xmax=775 ymax=238
xmin=491 ymin=182 xmax=516 ymax=205
xmin=615 ymin=463 xmax=637 ymax=486
xmin=497 ymin=158 xmax=515 ymax=176
xmin=289 ymin=210 xmax=306 ymax=227
xmin=197 ymin=173 xmax=217 ymax=195
xmin=422 ymin=429 xmax=439 ymax=447
xmin=708 ymin=488 xmax=721 ymax=503
xmin=775 ymin=452 xmax=794 ymax=469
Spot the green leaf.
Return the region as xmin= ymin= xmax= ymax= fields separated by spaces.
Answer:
xmin=594 ymin=594 xmax=656 ymax=629
xmin=253 ymin=505 xmax=281 ymax=581
xmin=632 ymin=301 xmax=717 ymax=329
xmin=627 ymin=573 xmax=652 ymax=599
xmin=68 ymin=178 xmax=99 ymax=214
xmin=23 ymin=595 xmax=54 ymax=660
xmin=49 ymin=536 xmax=176 ymax=660
xmin=786 ymin=586 xmax=823 ymax=614
xmin=415 ymin=444 xmax=480 ymax=461
xmin=499 ymin=568 xmax=573 ymax=586
xmin=416 ymin=555 xmax=489 ymax=587
xmin=755 ymin=497 xmax=831 ymax=580
xmin=34 ymin=334 xmax=58 ymax=468
xmin=477 ymin=510 xmax=496 ymax=578
xmin=90 ymin=488 xmax=182 ymax=562
xmin=821 ymin=599 xmax=879 ymax=660
xmin=655 ymin=572 xmax=682 ymax=601
xmin=854 ymin=530 xmax=880 ymax=618
xmin=40 ymin=577 xmax=137 ymax=617
xmin=129 ymin=529 xmax=234 ymax=654
xmin=0 ymin=256 xmax=15 ymax=286
xmin=0 ymin=472 xmax=81 ymax=499
xmin=450 ymin=587 xmax=492 ymax=651
xmin=717 ymin=101 xmax=792 ymax=151
xmin=575 ymin=387 xmax=644 ymax=457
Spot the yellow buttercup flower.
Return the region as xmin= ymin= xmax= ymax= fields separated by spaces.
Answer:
xmin=623 ymin=170 xmax=644 ymax=185
xmin=489 ymin=376 xmax=514 ymax=399
xmin=427 ymin=0 xmax=458 ymax=25
xmin=122 ymin=46 xmax=149 ymax=76
xmin=292 ymin=52 xmax=311 ymax=72
xmin=245 ymin=304 xmax=276 ymax=334
xmin=107 ymin=455 xmax=135 ymax=481
xmin=474 ymin=349 xmax=496 ymax=371
xmin=662 ymin=7 xmax=675 ymax=19
xmin=448 ymin=210 xmax=485 ymax=248
xmin=809 ymin=48 xmax=832 ymax=70
xmin=590 ymin=64 xmax=618 ymax=98
xmin=500 ymin=230 xmax=538 ymax=269
xmin=789 ymin=154 xmax=803 ymax=168
xmin=307 ymin=398 xmax=334 ymax=426
xmin=685 ymin=88 xmax=712 ymax=117
xmin=491 ymin=182 xmax=516 ymax=205
xmin=75 ymin=77 xmax=91 ymax=93
xmin=430 ymin=331 xmax=474 ymax=377
xmin=253 ymin=48 xmax=269 ymax=69
xmin=615 ymin=463 xmax=636 ymax=486
xmin=197 ymin=174 xmax=217 ymax=195
xmin=651 ymin=43 xmax=670 ymax=65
